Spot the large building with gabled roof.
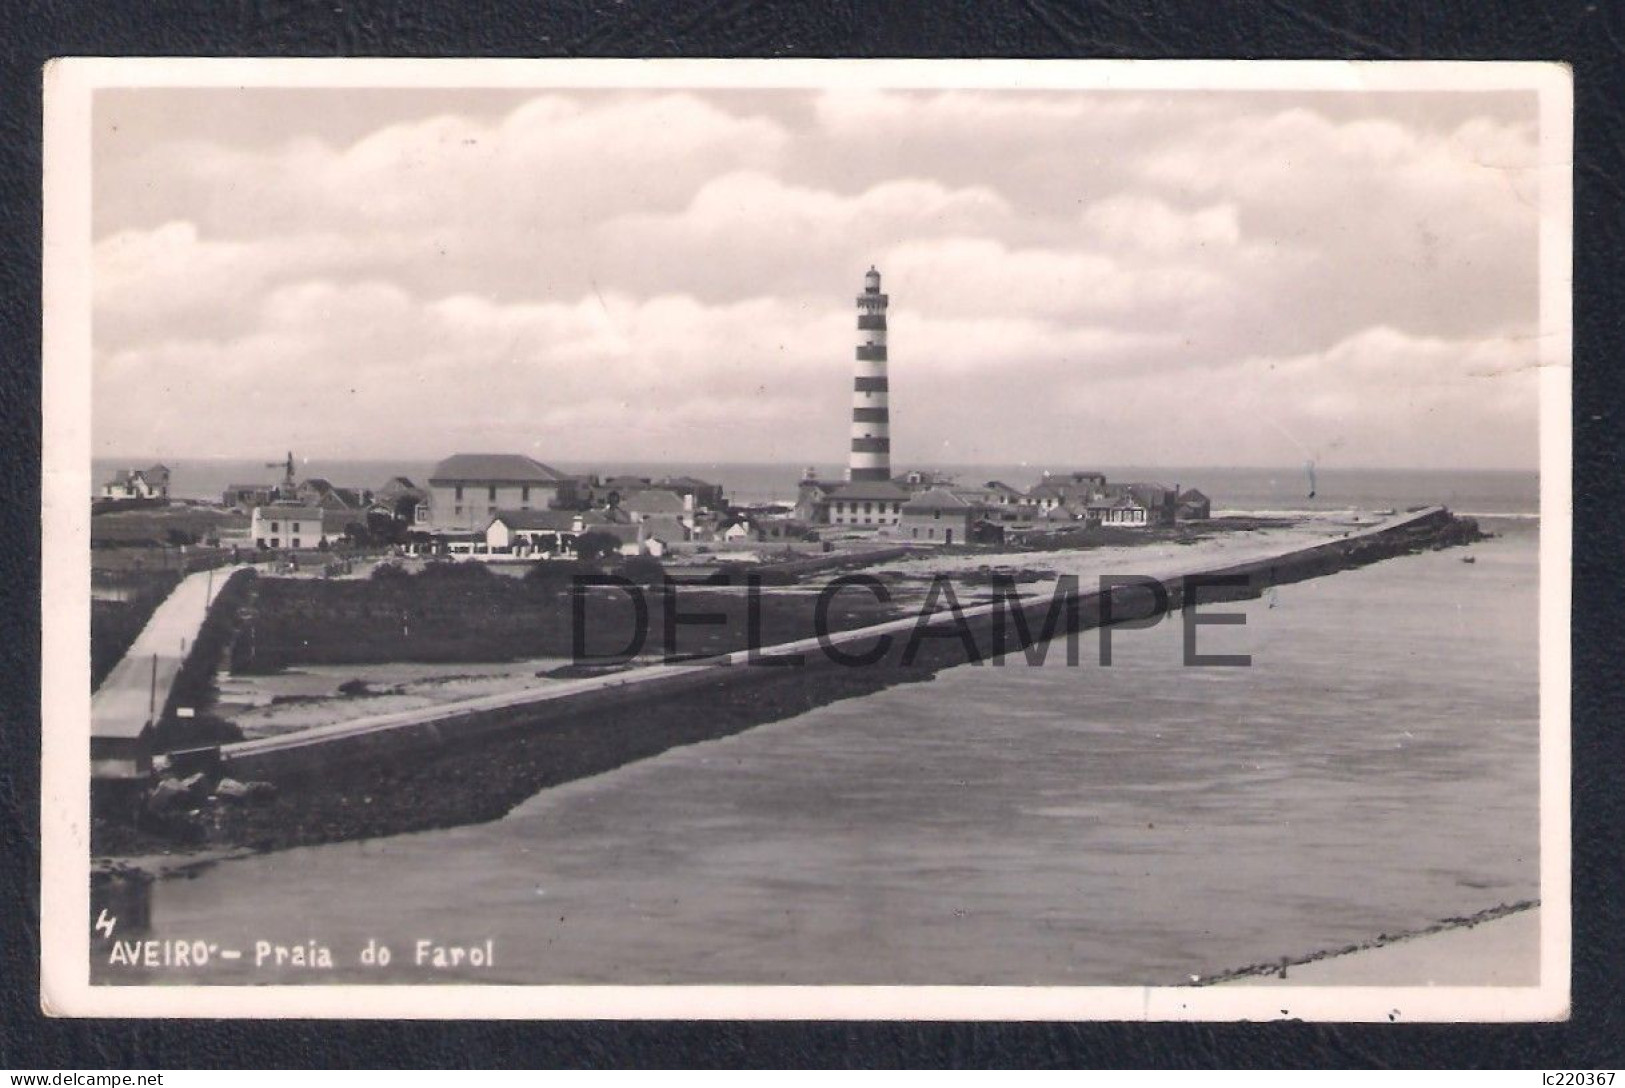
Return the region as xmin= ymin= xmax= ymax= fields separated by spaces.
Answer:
xmin=826 ymin=479 xmax=910 ymax=528
xmin=419 ymin=453 xmax=579 ymax=533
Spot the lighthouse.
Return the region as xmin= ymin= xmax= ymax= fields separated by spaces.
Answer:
xmin=849 ymin=266 xmax=891 ymax=482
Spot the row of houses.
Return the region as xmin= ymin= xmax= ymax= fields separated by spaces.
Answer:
xmin=795 ymin=468 xmax=1212 ymax=542
xmin=174 ymin=452 xmax=1216 ymax=556
xmin=219 ymin=452 xmax=744 ymax=558
xmin=243 ymin=461 xmax=1211 ymax=554
xmin=409 ymin=454 xmax=729 ymax=534
xmin=415 ymin=455 xmax=832 ymax=558
xmin=223 ymin=474 xmax=426 ymax=517
xmin=480 ymin=509 xmax=686 ymax=559
xmin=475 ymin=503 xmax=809 ymax=559
xmin=450 ymin=506 xmax=782 ymax=560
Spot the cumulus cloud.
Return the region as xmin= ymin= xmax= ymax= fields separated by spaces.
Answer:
xmin=1080 ymin=195 xmax=1241 ymax=254
xmin=91 ymin=87 xmax=1543 ymax=469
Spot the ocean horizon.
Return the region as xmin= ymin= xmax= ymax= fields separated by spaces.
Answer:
xmin=92 ymin=456 xmax=1542 ymax=518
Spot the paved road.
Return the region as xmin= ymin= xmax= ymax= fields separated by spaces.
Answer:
xmin=91 ymin=565 xmax=249 ymax=742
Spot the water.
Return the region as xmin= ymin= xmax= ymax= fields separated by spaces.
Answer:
xmin=94 ymin=456 xmax=1540 ymax=517
xmin=101 ymin=520 xmax=1539 ymax=985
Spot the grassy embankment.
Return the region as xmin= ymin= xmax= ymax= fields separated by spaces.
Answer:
xmin=91 ymin=572 xmax=182 ymax=690
xmin=232 ymin=562 xmax=901 ymax=674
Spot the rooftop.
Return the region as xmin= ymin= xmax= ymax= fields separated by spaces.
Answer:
xmin=1088 ymin=494 xmax=1144 ymax=510
xmin=429 ymin=453 xmax=568 ymax=484
xmin=252 ymin=504 xmax=325 ymax=520
xmin=829 ymin=480 xmax=911 ymax=501
xmin=620 ymin=488 xmax=686 ymax=514
xmin=639 ymin=515 xmax=689 ymax=540
xmin=901 ymin=487 xmax=976 ymax=514
xmin=321 ymin=509 xmax=365 ymax=530
xmin=487 ymin=509 xmax=581 ymax=531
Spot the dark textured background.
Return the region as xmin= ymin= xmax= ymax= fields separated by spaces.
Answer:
xmin=2 ymin=0 xmax=1621 ymax=1069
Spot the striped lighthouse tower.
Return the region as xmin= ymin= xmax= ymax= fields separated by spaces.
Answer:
xmin=849 ymin=266 xmax=891 ymax=482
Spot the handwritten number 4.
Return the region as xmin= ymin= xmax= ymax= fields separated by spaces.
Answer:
xmin=94 ymin=909 xmax=116 ymax=938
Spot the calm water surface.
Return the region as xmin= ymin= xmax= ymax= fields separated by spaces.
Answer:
xmin=107 ymin=522 xmax=1539 ymax=985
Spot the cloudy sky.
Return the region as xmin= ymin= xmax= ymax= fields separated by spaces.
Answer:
xmin=92 ymin=85 xmax=1542 ymax=470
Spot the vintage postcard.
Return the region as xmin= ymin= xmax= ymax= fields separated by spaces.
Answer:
xmin=40 ymin=58 xmax=1571 ymax=1020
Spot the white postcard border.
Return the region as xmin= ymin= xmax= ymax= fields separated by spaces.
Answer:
xmin=39 ymin=56 xmax=1574 ymax=1022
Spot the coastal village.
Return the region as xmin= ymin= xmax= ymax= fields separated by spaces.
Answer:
xmin=94 ymin=456 xmax=1212 ymax=562
xmin=92 ymin=269 xmax=1211 ymax=570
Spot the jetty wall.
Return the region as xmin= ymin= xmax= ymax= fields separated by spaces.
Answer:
xmin=215 ymin=507 xmax=1471 ymax=785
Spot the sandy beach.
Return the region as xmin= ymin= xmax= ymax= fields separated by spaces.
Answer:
xmin=1220 ymin=906 xmax=1541 ymax=987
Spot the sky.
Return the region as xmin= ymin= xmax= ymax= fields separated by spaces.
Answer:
xmin=91 ymin=85 xmax=1543 ymax=470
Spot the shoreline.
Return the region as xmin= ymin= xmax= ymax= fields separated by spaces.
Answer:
xmin=1203 ymin=901 xmax=1540 ymax=987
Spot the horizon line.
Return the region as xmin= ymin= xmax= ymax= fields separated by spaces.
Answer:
xmin=90 ymin=453 xmax=1541 ymax=475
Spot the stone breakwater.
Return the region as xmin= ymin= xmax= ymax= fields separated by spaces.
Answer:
xmin=97 ymin=508 xmax=1482 ymax=858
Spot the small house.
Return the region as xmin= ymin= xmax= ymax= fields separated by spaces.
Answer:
xmin=1178 ymin=488 xmax=1213 ymax=520
xmin=295 ymin=478 xmax=371 ymax=511
xmin=1093 ymin=495 xmax=1151 ymax=528
xmin=894 ymin=469 xmax=957 ymax=490
xmin=485 ymin=509 xmax=590 ymax=556
xmin=982 ymin=481 xmax=1025 ymax=506
xmin=795 ymin=475 xmax=843 ymax=523
xmin=101 ymin=464 xmax=170 ymax=501
xmin=716 ymin=517 xmax=755 ymax=543
xmin=637 ymin=515 xmax=690 ymax=555
xmin=899 ymin=488 xmax=984 ymax=544
xmin=224 ymin=483 xmax=281 ymax=510
xmin=619 ymin=487 xmax=691 ymax=526
xmin=655 ymin=475 xmax=725 ymax=512
xmin=250 ymin=505 xmax=325 ymax=550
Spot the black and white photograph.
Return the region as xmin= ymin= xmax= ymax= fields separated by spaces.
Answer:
xmin=39 ymin=58 xmax=1571 ymax=1020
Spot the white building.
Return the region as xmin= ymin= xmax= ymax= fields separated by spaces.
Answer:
xmin=250 ymin=505 xmax=324 ymax=550
xmin=484 ymin=510 xmax=594 ymax=556
xmin=825 ymin=480 xmax=909 ymax=528
xmin=484 ymin=510 xmax=680 ymax=559
xmin=1091 ymin=496 xmax=1151 ymax=527
xmin=100 ymin=464 xmax=170 ymax=500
